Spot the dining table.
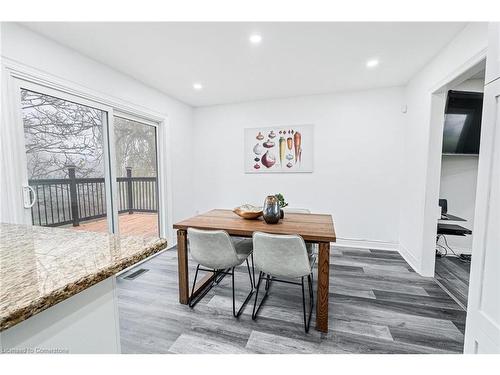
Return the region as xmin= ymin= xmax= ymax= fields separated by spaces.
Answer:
xmin=172 ymin=209 xmax=336 ymax=332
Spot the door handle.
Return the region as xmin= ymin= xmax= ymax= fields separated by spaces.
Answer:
xmin=23 ymin=185 xmax=37 ymax=208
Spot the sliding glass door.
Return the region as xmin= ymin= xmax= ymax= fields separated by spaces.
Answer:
xmin=18 ymin=83 xmax=161 ymax=238
xmin=114 ymin=116 xmax=159 ymax=239
xmin=20 ymin=88 xmax=113 ymax=233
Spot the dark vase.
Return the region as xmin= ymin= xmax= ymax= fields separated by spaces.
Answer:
xmin=263 ymin=195 xmax=280 ymax=224
xmin=280 ymin=209 xmax=284 ymax=219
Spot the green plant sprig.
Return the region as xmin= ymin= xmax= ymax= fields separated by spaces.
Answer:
xmin=275 ymin=193 xmax=288 ymax=208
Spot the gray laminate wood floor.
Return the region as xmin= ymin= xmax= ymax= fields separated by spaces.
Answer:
xmin=117 ymin=246 xmax=466 ymax=354
xmin=434 ymin=256 xmax=471 ymax=309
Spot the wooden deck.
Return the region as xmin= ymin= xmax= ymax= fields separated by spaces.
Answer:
xmin=69 ymin=212 xmax=159 ymax=238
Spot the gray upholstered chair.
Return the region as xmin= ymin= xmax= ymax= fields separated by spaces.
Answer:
xmin=251 ymin=231 xmax=314 ymax=332
xmin=283 ymin=208 xmax=316 ymax=257
xmin=187 ymin=228 xmax=254 ymax=317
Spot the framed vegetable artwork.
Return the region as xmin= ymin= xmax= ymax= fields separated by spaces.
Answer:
xmin=244 ymin=124 xmax=313 ymax=173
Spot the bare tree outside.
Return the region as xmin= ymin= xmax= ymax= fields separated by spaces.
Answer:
xmin=22 ymin=90 xmax=157 ymax=179
xmin=114 ymin=117 xmax=159 ymax=238
xmin=21 ymin=89 xmax=159 ymax=237
xmin=22 ymin=89 xmax=105 ymax=179
xmin=114 ymin=117 xmax=157 ymax=178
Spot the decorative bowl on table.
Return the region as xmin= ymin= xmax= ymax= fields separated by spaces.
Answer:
xmin=233 ymin=204 xmax=263 ymax=220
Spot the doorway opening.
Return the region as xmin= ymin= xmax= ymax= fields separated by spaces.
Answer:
xmin=425 ymin=61 xmax=486 ymax=314
xmin=435 ymin=71 xmax=485 ymax=310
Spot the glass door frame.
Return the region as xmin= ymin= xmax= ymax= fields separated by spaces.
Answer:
xmin=4 ymin=60 xmax=171 ymax=242
xmin=12 ymin=78 xmax=119 ymax=234
xmin=113 ymin=110 xmax=162 ymax=238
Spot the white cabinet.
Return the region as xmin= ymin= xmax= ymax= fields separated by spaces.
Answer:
xmin=0 ymin=277 xmax=121 ymax=353
xmin=464 ymin=76 xmax=500 ymax=353
xmin=485 ymin=22 xmax=500 ymax=84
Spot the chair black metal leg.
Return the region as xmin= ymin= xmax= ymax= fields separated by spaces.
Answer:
xmin=232 ymin=262 xmax=255 ymax=318
xmin=250 ymin=253 xmax=256 ymax=287
xmin=246 ymin=258 xmax=254 ymax=288
xmin=190 ymin=260 xmax=254 ymax=317
xmin=252 ymin=270 xmax=315 ymax=332
xmin=301 ymin=277 xmax=307 ymax=331
xmin=265 ymin=273 xmax=272 ymax=291
xmin=300 ymin=274 xmax=314 ymax=333
xmin=252 ymin=271 xmax=270 ymax=320
xmin=189 ymin=264 xmax=216 ymax=308
xmin=232 ymin=267 xmax=236 ymax=316
xmin=308 ymin=274 xmax=314 ymax=312
xmin=188 ymin=264 xmax=200 ymax=308
xmin=306 ymin=274 xmax=313 ymax=332
xmin=252 ymin=271 xmax=263 ymax=320
xmin=215 ymin=268 xmax=228 ymax=284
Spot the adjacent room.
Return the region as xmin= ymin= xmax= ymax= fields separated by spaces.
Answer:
xmin=1 ymin=21 xmax=499 ymax=355
xmin=434 ymin=68 xmax=485 ymax=310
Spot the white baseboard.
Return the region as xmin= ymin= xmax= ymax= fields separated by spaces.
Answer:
xmin=333 ymin=238 xmax=399 ymax=251
xmin=398 ymin=243 xmax=428 ymax=276
xmin=324 ymin=239 xmax=429 ymax=276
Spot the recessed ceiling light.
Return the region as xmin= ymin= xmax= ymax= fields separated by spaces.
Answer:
xmin=193 ymin=83 xmax=203 ymax=91
xmin=249 ymin=34 xmax=262 ymax=45
xmin=366 ymin=59 xmax=379 ymax=68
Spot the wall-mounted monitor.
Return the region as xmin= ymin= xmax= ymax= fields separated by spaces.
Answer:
xmin=442 ymin=90 xmax=483 ymax=155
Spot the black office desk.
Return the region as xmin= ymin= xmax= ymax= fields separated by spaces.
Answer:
xmin=440 ymin=213 xmax=466 ymax=222
xmin=437 ymin=223 xmax=472 ymax=236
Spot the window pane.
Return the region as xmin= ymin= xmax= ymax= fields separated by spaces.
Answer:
xmin=114 ymin=116 xmax=159 ymax=239
xmin=21 ymin=89 xmax=110 ymax=233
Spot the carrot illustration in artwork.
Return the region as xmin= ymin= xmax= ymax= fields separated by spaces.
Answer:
xmin=287 ymin=137 xmax=293 ymax=150
xmin=279 ymin=137 xmax=286 ymax=166
xmin=294 ymin=131 xmax=301 ymax=164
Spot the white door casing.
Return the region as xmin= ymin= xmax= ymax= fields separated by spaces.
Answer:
xmin=464 ymin=24 xmax=500 ymax=353
xmin=485 ymin=23 xmax=500 ymax=85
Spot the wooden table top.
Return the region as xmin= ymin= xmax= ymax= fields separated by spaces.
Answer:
xmin=173 ymin=209 xmax=336 ymax=242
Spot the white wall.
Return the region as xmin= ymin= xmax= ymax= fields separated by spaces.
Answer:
xmin=438 ymin=78 xmax=484 ymax=254
xmin=439 ymin=155 xmax=478 ymax=253
xmin=0 ymin=23 xmax=195 ymax=243
xmin=399 ymin=23 xmax=488 ymax=275
xmin=192 ymin=87 xmax=404 ymax=248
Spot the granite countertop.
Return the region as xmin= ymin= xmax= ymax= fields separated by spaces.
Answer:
xmin=0 ymin=223 xmax=167 ymax=332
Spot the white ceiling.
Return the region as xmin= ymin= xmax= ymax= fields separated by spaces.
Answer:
xmin=22 ymin=22 xmax=467 ymax=107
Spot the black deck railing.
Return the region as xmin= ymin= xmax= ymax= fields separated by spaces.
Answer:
xmin=29 ymin=166 xmax=157 ymax=227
